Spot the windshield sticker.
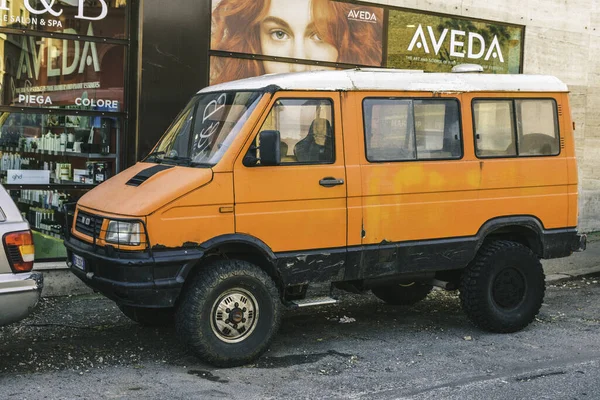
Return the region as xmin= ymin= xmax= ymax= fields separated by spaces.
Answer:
xmin=193 ymin=93 xmax=228 ymax=157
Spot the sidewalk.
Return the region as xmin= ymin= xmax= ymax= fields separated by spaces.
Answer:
xmin=543 ymin=233 xmax=600 ymax=281
xmin=38 ymin=234 xmax=600 ymax=297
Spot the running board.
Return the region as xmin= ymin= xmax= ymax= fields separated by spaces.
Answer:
xmin=289 ymin=296 xmax=338 ymax=308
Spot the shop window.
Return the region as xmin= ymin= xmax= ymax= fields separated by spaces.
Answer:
xmin=364 ymin=98 xmax=461 ymax=162
xmin=0 ymin=110 xmax=122 ymax=261
xmin=0 ymin=33 xmax=126 ymax=112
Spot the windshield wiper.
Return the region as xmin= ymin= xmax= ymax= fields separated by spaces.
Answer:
xmin=145 ymin=151 xmax=166 ymax=163
xmin=162 ymin=156 xmax=192 ymax=166
xmin=189 ymin=162 xmax=213 ymax=168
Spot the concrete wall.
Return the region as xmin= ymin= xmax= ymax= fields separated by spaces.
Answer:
xmin=364 ymin=0 xmax=600 ymax=232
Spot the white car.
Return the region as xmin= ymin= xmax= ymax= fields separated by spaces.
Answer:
xmin=0 ymin=185 xmax=42 ymax=326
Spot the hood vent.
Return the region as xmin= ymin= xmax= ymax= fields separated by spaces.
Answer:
xmin=126 ymin=165 xmax=174 ymax=187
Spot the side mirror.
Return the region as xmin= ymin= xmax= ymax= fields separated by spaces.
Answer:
xmin=258 ymin=130 xmax=281 ymax=166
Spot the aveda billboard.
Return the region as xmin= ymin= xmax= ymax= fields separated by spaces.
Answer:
xmin=387 ymin=10 xmax=523 ymax=74
xmin=208 ymin=0 xmax=524 ymax=83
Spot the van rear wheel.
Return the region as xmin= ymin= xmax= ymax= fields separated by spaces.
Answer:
xmin=176 ymin=259 xmax=282 ymax=367
xmin=372 ymin=282 xmax=433 ymax=306
xmin=460 ymin=240 xmax=545 ymax=333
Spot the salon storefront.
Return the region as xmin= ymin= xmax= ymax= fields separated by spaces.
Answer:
xmin=0 ymin=0 xmax=136 ymax=264
xmin=0 ymin=0 xmax=595 ymax=269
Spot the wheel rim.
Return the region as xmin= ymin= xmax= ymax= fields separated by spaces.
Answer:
xmin=210 ymin=288 xmax=259 ymax=344
xmin=492 ymin=267 xmax=526 ymax=309
xmin=399 ymin=282 xmax=416 ymax=288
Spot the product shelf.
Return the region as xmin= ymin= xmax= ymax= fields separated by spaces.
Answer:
xmin=0 ymin=148 xmax=117 ymax=159
xmin=4 ymin=182 xmax=99 ymax=190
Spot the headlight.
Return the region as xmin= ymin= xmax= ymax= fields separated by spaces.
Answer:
xmin=105 ymin=220 xmax=143 ymax=246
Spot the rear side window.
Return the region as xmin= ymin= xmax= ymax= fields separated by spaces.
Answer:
xmin=473 ymin=99 xmax=559 ymax=158
xmin=516 ymin=100 xmax=560 ymax=156
xmin=473 ymin=101 xmax=516 ymax=157
xmin=363 ymin=98 xmax=462 ymax=162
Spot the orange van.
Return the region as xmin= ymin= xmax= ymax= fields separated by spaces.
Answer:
xmin=65 ymin=68 xmax=586 ymax=367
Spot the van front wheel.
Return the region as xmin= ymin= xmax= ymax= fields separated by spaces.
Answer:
xmin=460 ymin=240 xmax=545 ymax=333
xmin=176 ymin=260 xmax=282 ymax=367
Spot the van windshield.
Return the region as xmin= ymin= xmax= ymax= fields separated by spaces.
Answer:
xmin=147 ymin=91 xmax=263 ymax=167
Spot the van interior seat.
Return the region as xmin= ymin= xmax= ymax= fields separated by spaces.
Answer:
xmin=280 ymin=140 xmax=298 ymax=163
xmin=519 ymin=133 xmax=558 ymax=155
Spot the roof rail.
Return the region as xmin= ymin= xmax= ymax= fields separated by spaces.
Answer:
xmin=354 ymin=67 xmax=424 ymax=74
xmin=451 ymin=64 xmax=484 ymax=73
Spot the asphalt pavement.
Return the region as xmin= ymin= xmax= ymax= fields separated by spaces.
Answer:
xmin=1 ymin=236 xmax=599 ymax=399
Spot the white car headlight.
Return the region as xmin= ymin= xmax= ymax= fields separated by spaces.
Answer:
xmin=105 ymin=220 xmax=142 ymax=246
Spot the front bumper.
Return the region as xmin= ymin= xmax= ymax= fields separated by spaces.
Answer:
xmin=64 ymin=236 xmax=204 ymax=308
xmin=0 ymin=272 xmax=43 ymax=326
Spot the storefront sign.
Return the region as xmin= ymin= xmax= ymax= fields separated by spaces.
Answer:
xmin=2 ymin=31 xmax=125 ymax=111
xmin=0 ymin=0 xmax=109 ymax=21
xmin=0 ymin=0 xmax=127 ymax=39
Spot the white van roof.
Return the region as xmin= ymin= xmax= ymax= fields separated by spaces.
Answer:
xmin=200 ymin=68 xmax=569 ymax=94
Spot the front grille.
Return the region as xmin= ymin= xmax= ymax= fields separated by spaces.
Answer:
xmin=75 ymin=211 xmax=104 ymax=239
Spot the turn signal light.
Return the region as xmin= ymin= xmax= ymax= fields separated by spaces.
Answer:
xmin=3 ymin=230 xmax=35 ymax=273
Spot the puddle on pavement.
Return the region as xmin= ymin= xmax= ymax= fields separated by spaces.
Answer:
xmin=252 ymin=349 xmax=353 ymax=369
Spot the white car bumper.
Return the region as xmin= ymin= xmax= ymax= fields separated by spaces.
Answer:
xmin=0 ymin=272 xmax=43 ymax=326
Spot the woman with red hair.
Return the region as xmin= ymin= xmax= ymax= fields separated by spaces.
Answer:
xmin=211 ymin=0 xmax=383 ymax=84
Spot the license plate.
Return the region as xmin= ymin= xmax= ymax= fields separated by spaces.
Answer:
xmin=72 ymin=254 xmax=86 ymax=271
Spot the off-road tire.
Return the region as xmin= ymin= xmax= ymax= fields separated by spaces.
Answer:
xmin=460 ymin=240 xmax=545 ymax=333
xmin=176 ymin=259 xmax=282 ymax=367
xmin=372 ymin=283 xmax=433 ymax=306
xmin=118 ymin=305 xmax=174 ymax=327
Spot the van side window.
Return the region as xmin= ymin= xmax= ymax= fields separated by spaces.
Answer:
xmin=516 ymin=100 xmax=560 ymax=156
xmin=251 ymin=98 xmax=334 ymax=165
xmin=363 ymin=98 xmax=462 ymax=162
xmin=474 ymin=99 xmax=560 ymax=157
xmin=415 ymin=100 xmax=462 ymax=159
xmin=473 ymin=100 xmax=516 ymax=157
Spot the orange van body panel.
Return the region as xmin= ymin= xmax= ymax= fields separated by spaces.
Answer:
xmin=146 ymin=172 xmax=235 ymax=248
xmin=559 ymin=93 xmax=579 ymax=227
xmin=72 ymin=88 xmax=578 ymax=253
xmin=341 ymin=92 xmax=364 ymax=247
xmin=352 ymin=91 xmax=573 ymax=245
xmin=233 ymin=92 xmax=347 ymax=253
xmin=77 ymin=163 xmax=213 ymax=217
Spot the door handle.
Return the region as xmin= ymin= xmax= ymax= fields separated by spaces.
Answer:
xmin=319 ymin=177 xmax=345 ymax=187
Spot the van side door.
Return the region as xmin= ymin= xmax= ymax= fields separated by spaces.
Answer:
xmin=233 ymin=92 xmax=347 ymax=286
xmin=349 ymin=92 xmax=478 ymax=280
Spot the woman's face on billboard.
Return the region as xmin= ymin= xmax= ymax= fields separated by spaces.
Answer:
xmin=260 ymin=0 xmax=338 ymax=73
